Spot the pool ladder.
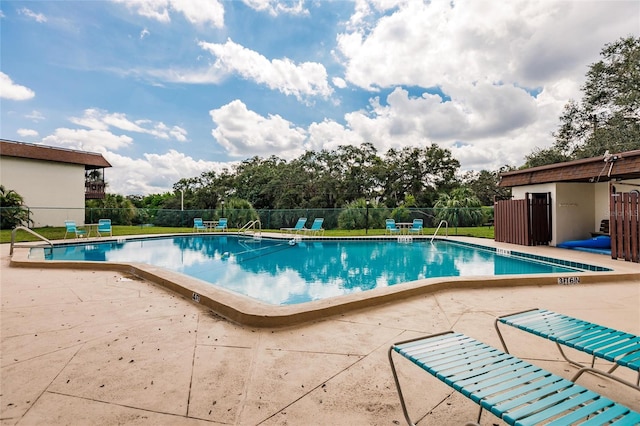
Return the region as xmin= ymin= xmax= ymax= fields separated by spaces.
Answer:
xmin=430 ymin=220 xmax=448 ymax=243
xmin=238 ymin=220 xmax=262 ymax=239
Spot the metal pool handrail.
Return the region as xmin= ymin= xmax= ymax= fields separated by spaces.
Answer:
xmin=10 ymin=226 xmax=53 ymax=255
xmin=430 ymin=220 xmax=448 ymax=243
xmin=238 ymin=219 xmax=262 ymax=235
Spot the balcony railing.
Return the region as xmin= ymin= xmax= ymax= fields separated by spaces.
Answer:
xmin=85 ymin=181 xmax=106 ymax=199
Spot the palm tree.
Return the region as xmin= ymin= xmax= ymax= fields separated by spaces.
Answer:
xmin=434 ymin=187 xmax=483 ymax=228
xmin=0 ymin=185 xmax=32 ymax=229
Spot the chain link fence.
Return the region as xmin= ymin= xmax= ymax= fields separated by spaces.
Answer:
xmin=2 ymin=206 xmax=495 ymax=230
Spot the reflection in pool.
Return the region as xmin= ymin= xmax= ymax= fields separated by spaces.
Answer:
xmin=43 ymin=236 xmax=586 ymax=305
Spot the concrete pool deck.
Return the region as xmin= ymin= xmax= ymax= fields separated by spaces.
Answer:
xmin=1 ymin=238 xmax=639 ymax=425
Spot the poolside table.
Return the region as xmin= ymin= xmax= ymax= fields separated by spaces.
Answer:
xmin=80 ymin=223 xmax=99 ymax=237
xmin=203 ymin=221 xmax=218 ymax=230
xmin=396 ymin=222 xmax=413 ymax=234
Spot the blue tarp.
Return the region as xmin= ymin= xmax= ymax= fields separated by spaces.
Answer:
xmin=557 ymin=235 xmax=611 ymax=249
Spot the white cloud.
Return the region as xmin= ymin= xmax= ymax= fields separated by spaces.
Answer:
xmin=337 ymin=1 xmax=638 ymax=91
xmin=70 ymin=108 xmax=188 ymax=142
xmin=0 ymin=72 xmax=35 ymax=100
xmin=102 ymin=150 xmax=228 ymax=195
xmin=330 ymin=0 xmax=640 ymax=170
xmin=170 ymin=0 xmax=224 ymax=26
xmin=210 ymin=100 xmax=308 ymax=159
xmin=42 ymin=128 xmax=133 ymax=153
xmin=199 ymin=39 xmax=333 ymax=100
xmin=140 ymin=28 xmax=150 ymax=39
xmin=208 ymin=88 xmax=543 ymax=172
xmin=145 ymin=65 xmax=226 ymax=84
xmin=19 ymin=7 xmax=47 ymax=23
xmin=307 ymin=119 xmax=364 ymax=152
xmin=332 ymin=77 xmax=347 ymax=89
xmin=17 ymin=128 xmax=39 ymax=138
xmin=242 ymin=0 xmax=308 ymax=16
xmin=26 ymin=110 xmax=45 ymax=122
xmin=114 ymin=0 xmax=224 ymax=27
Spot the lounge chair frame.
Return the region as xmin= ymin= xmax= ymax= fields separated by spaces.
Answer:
xmin=495 ymin=308 xmax=640 ymax=391
xmin=408 ymin=219 xmax=423 ymax=235
xmin=64 ymin=221 xmax=86 ymax=239
xmin=97 ymin=219 xmax=112 ymax=237
xmin=214 ymin=218 xmax=228 ymax=232
xmin=303 ymin=218 xmax=324 ymax=235
xmin=385 ymin=219 xmax=400 ymax=235
xmin=281 ymin=218 xmax=307 ymax=234
xmin=193 ymin=218 xmax=206 ymax=232
xmin=389 ymin=331 xmax=640 ymax=426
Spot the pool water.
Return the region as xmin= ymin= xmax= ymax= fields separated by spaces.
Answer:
xmin=41 ymin=235 xmax=593 ymax=305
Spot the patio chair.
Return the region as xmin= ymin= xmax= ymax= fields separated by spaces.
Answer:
xmin=495 ymin=308 xmax=640 ymax=390
xmin=97 ymin=219 xmax=112 ymax=237
xmin=389 ymin=331 xmax=640 ymax=426
xmin=64 ymin=221 xmax=86 ymax=239
xmin=385 ymin=219 xmax=400 ymax=235
xmin=281 ymin=217 xmax=307 ymax=234
xmin=214 ymin=218 xmax=228 ymax=232
xmin=303 ymin=218 xmax=324 ymax=235
xmin=407 ymin=219 xmax=423 ymax=235
xmin=193 ymin=218 xmax=206 ymax=232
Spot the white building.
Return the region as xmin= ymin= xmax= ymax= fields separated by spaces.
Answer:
xmin=0 ymin=139 xmax=111 ymax=227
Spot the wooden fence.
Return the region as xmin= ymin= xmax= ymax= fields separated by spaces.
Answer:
xmin=610 ymin=191 xmax=640 ymax=263
xmin=494 ymin=193 xmax=552 ymax=246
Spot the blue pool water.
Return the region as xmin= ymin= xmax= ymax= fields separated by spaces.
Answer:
xmin=42 ymin=236 xmax=593 ymax=305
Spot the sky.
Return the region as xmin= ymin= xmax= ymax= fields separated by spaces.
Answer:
xmin=1 ymin=0 xmax=639 ymax=196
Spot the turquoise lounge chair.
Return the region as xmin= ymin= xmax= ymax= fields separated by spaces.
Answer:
xmin=97 ymin=219 xmax=112 ymax=237
xmin=408 ymin=219 xmax=423 ymax=235
xmin=281 ymin=217 xmax=307 ymax=234
xmin=385 ymin=219 xmax=400 ymax=235
xmin=303 ymin=218 xmax=324 ymax=235
xmin=389 ymin=331 xmax=640 ymax=426
xmin=64 ymin=221 xmax=86 ymax=239
xmin=495 ymin=308 xmax=640 ymax=390
xmin=193 ymin=218 xmax=206 ymax=232
xmin=214 ymin=218 xmax=228 ymax=232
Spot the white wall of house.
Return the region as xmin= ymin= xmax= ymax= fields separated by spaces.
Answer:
xmin=0 ymin=156 xmax=85 ymax=227
xmin=555 ymin=183 xmax=595 ymax=243
xmin=593 ymin=182 xmax=611 ymax=231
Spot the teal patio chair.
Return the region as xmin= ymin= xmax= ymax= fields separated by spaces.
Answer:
xmin=97 ymin=219 xmax=112 ymax=237
xmin=385 ymin=219 xmax=400 ymax=235
xmin=408 ymin=219 xmax=423 ymax=235
xmin=193 ymin=218 xmax=206 ymax=232
xmin=303 ymin=218 xmax=324 ymax=235
xmin=495 ymin=308 xmax=640 ymax=390
xmin=389 ymin=331 xmax=640 ymax=426
xmin=214 ymin=218 xmax=228 ymax=232
xmin=64 ymin=221 xmax=86 ymax=239
xmin=281 ymin=217 xmax=307 ymax=234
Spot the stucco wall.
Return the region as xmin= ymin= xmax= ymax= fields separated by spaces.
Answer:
xmin=0 ymin=156 xmax=85 ymax=227
xmin=593 ymin=182 xmax=610 ymax=230
xmin=555 ymin=183 xmax=595 ymax=243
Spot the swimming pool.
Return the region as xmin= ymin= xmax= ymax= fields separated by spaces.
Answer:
xmin=40 ymin=235 xmax=606 ymax=305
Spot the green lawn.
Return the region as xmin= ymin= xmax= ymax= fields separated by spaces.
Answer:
xmin=1 ymin=225 xmax=494 ymax=244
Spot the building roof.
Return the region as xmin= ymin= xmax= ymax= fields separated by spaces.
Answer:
xmin=499 ymin=149 xmax=640 ymax=187
xmin=0 ymin=139 xmax=111 ymax=169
